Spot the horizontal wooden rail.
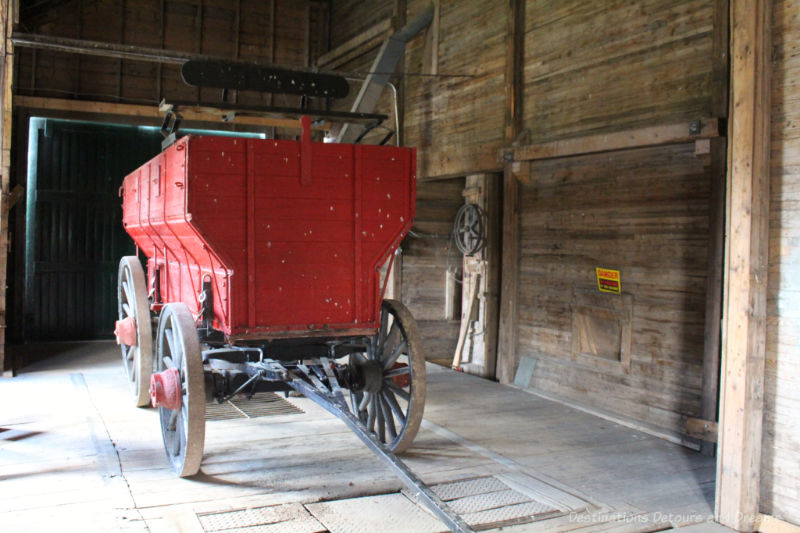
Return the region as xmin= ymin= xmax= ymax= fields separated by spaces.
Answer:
xmin=14 ymin=96 xmax=327 ymax=131
xmin=502 ymin=118 xmax=720 ymax=162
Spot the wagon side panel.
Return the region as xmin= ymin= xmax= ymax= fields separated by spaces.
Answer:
xmin=356 ymin=145 xmax=416 ymax=326
xmin=185 ymin=136 xmax=246 ymax=335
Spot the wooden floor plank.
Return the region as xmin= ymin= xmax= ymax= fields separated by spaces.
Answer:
xmin=1 ymin=342 xmax=718 ymax=532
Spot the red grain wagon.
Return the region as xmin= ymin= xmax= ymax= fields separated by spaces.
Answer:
xmin=115 ymin=116 xmax=427 ymax=474
xmin=113 ymin=57 xmax=472 ymax=530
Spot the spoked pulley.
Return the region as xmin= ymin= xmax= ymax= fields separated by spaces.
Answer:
xmin=116 ymin=256 xmax=153 ymax=407
xmin=348 ymin=299 xmax=426 ymax=453
xmin=151 ymin=303 xmax=206 ymax=477
xmin=453 ymin=203 xmax=485 ymax=256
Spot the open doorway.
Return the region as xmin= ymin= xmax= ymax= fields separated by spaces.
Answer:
xmin=22 ymin=118 xmax=162 ymax=341
xmin=9 ymin=118 xmax=269 ymax=369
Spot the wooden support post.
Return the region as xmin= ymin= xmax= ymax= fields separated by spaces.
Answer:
xmin=497 ymin=0 xmax=524 ymax=384
xmin=117 ymin=0 xmax=124 ymax=100
xmin=498 ymin=165 xmax=519 ymax=384
xmin=711 ymin=0 xmax=730 ymax=119
xmin=157 ymin=0 xmax=164 ymax=101
xmin=393 ymin=0 xmax=406 ymax=146
xmin=303 ymin=0 xmax=310 ymax=68
xmin=715 ymin=0 xmax=771 ymax=530
xmin=233 ymin=0 xmax=241 ymax=104
xmin=269 ymin=0 xmax=276 ymax=107
xmin=422 ymin=0 xmax=439 ymax=76
xmin=701 ymin=138 xmax=726 ymax=457
xmin=0 ymin=1 xmax=15 ymax=375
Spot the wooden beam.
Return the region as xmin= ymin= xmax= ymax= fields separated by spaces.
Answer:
xmin=393 ymin=0 xmax=406 ymax=146
xmin=505 ymin=118 xmax=720 ymax=163
xmin=700 ymin=138 xmax=726 ymax=457
xmin=712 ymin=0 xmax=730 ymax=118
xmin=0 ymin=0 xmax=14 ymax=375
xmin=10 ymin=32 xmax=225 ymax=65
xmin=269 ymin=0 xmax=276 ymax=107
xmin=503 ymin=0 xmax=524 ymax=144
xmin=316 ymin=21 xmax=394 ymax=71
xmin=195 ymin=0 xmax=203 ymax=102
xmin=316 ymin=19 xmax=390 ymax=69
xmin=497 ymin=0 xmax=525 ymax=384
xmin=422 ymin=0 xmax=439 ymax=76
xmin=157 ymin=0 xmax=164 ymax=101
xmin=13 ymin=96 xmax=327 ymax=131
xmin=498 ymin=164 xmax=520 ymax=384
xmin=303 ymin=0 xmax=311 ymax=68
xmin=715 ymin=0 xmax=771 ymax=530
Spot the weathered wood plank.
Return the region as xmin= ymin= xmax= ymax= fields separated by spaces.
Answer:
xmin=498 ymin=164 xmax=520 ymax=384
xmin=315 ymin=18 xmax=391 ymax=69
xmin=515 ymin=143 xmax=711 ymax=434
xmin=761 ymin=0 xmax=800 ymax=526
xmin=13 ymin=96 xmax=320 ymax=131
xmin=700 ymin=138 xmax=726 ymax=456
xmin=508 ymin=119 xmax=720 ymax=162
xmin=523 ymin=1 xmax=716 ymax=144
xmin=716 ymin=0 xmax=772 ymax=529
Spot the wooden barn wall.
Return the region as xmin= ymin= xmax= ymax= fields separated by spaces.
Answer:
xmin=517 ymin=144 xmax=710 ymax=435
xmin=523 ymin=1 xmax=716 ymax=143
xmin=401 ymin=178 xmax=464 ymax=362
xmin=403 ymin=0 xmax=507 ymax=179
xmin=15 ymin=0 xmax=327 ymax=114
xmin=762 ymin=0 xmax=800 ymax=524
xmin=508 ymin=0 xmax=721 ymax=437
xmin=330 ymin=0 xmax=392 ymax=49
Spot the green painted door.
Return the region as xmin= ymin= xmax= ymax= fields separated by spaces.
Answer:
xmin=23 ymin=119 xmax=162 ymax=341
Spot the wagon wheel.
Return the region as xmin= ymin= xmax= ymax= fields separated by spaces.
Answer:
xmin=153 ymin=303 xmax=206 ymax=477
xmin=116 ymin=256 xmax=153 ymax=407
xmin=349 ymin=299 xmax=426 ymax=454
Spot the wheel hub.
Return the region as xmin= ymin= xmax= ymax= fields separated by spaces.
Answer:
xmin=150 ymin=368 xmax=182 ymax=410
xmin=359 ymin=359 xmax=384 ymax=393
xmin=114 ymin=316 xmax=137 ymax=346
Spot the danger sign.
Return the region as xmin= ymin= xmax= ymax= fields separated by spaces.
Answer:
xmin=596 ymin=268 xmax=621 ymax=294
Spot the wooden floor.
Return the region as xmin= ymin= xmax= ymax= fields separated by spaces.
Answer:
xmin=0 ymin=342 xmax=724 ymax=533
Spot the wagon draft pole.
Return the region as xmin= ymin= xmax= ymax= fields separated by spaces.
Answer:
xmin=113 ymin=52 xmax=473 ymax=533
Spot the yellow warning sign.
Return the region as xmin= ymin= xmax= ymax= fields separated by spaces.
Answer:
xmin=596 ymin=268 xmax=621 ymax=294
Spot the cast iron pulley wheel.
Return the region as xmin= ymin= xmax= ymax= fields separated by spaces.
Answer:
xmin=454 ymin=203 xmax=485 ymax=256
xmin=155 ymin=303 xmax=206 ymax=477
xmin=117 ymin=256 xmax=153 ymax=407
xmin=349 ymin=299 xmax=426 ymax=454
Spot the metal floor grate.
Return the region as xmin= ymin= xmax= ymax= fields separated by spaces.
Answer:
xmin=198 ymin=503 xmax=326 ymax=533
xmin=205 ymin=392 xmax=304 ymax=421
xmin=404 ymin=475 xmax=563 ymax=530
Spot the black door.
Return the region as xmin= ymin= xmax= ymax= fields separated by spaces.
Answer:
xmin=23 ymin=119 xmax=162 ymax=341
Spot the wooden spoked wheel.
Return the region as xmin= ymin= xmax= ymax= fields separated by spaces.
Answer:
xmin=349 ymin=299 xmax=426 ymax=454
xmin=155 ymin=303 xmax=206 ymax=477
xmin=117 ymin=256 xmax=153 ymax=407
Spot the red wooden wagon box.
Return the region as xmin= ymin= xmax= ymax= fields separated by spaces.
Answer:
xmin=120 ymin=123 xmax=416 ymax=341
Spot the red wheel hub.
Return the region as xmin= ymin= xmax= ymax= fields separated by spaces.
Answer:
xmin=150 ymin=368 xmax=182 ymax=410
xmin=392 ymin=363 xmax=410 ymax=388
xmin=114 ymin=316 xmax=137 ymax=346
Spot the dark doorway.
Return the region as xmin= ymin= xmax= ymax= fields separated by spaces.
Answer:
xmin=23 ymin=119 xmax=162 ymax=341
